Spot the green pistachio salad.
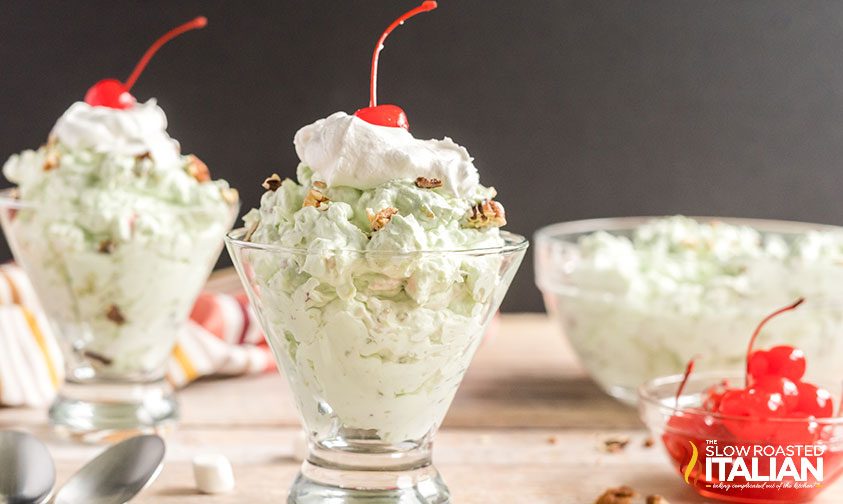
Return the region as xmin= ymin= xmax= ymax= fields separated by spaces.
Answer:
xmin=2 ymin=100 xmax=237 ymax=378
xmin=537 ymin=216 xmax=843 ymax=402
xmin=242 ymin=112 xmax=512 ymax=442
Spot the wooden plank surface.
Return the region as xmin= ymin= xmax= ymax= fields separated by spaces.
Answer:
xmin=1 ymin=271 xmax=840 ymax=503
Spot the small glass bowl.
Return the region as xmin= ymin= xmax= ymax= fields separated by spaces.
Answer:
xmin=639 ymin=371 xmax=843 ymax=503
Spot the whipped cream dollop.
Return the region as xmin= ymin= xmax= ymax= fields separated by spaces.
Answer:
xmin=51 ymin=100 xmax=181 ymax=168
xmin=294 ymin=112 xmax=480 ymax=198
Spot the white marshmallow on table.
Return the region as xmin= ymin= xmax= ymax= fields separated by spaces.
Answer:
xmin=192 ymin=454 xmax=235 ymax=494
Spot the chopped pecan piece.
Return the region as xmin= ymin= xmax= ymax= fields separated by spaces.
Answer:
xmin=244 ymin=219 xmax=259 ymax=242
xmin=646 ymin=496 xmax=669 ymax=504
xmin=464 ymin=199 xmax=506 ymax=228
xmin=43 ymin=150 xmax=60 ymax=171
xmin=602 ymin=436 xmax=630 ymax=453
xmin=132 ymin=163 xmax=149 ymax=177
xmin=303 ymin=189 xmax=329 ymax=208
xmin=594 ymin=486 xmax=637 ymax=504
xmin=106 ymin=305 xmax=126 ymax=325
xmin=83 ymin=350 xmax=113 ymax=366
xmin=98 ymin=240 xmax=116 ymax=254
xmin=135 ymin=151 xmax=152 ymax=162
xmin=186 ymin=155 xmax=211 ymax=182
xmin=415 ymin=177 xmax=443 ymax=189
xmin=221 ymin=187 xmax=239 ymax=205
xmin=367 ymin=207 xmax=399 ymax=232
xmin=643 ymin=436 xmax=655 ymax=448
xmin=262 ymin=173 xmax=283 ymax=191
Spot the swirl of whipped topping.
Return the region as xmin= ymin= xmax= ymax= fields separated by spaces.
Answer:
xmin=294 ymin=112 xmax=480 ymax=198
xmin=51 ymin=100 xmax=181 ymax=168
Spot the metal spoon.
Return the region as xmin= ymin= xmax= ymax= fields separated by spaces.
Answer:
xmin=0 ymin=430 xmax=55 ymax=504
xmin=52 ymin=435 xmax=165 ymax=504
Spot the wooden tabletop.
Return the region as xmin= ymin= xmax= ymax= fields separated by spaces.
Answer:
xmin=2 ymin=274 xmax=842 ymax=503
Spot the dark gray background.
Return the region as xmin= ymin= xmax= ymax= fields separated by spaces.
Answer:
xmin=1 ymin=1 xmax=842 ymax=312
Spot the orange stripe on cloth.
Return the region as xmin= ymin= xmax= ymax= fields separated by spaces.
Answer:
xmin=0 ymin=269 xmax=21 ymax=304
xmin=171 ymin=343 xmax=198 ymax=382
xmin=22 ymin=308 xmax=59 ymax=388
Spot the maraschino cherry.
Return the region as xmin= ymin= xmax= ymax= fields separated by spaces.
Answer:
xmin=353 ymin=1 xmax=438 ymax=129
xmin=673 ymin=298 xmax=836 ymax=433
xmin=744 ymin=298 xmax=806 ymax=386
xmin=717 ymin=299 xmax=807 ymax=421
xmin=84 ymin=16 xmax=207 ymax=109
xmin=748 ymin=345 xmax=806 ymax=382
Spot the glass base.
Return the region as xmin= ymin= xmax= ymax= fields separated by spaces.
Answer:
xmin=48 ymin=379 xmax=178 ymax=443
xmin=288 ymin=440 xmax=450 ymax=504
xmin=289 ymin=461 xmax=450 ymax=504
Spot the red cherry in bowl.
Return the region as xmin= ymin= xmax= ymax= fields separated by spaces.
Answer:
xmin=752 ymin=375 xmax=800 ymax=411
xmin=84 ymin=16 xmax=207 ymax=109
xmin=701 ymin=379 xmax=732 ymax=411
xmin=719 ymin=387 xmax=788 ymax=441
xmin=353 ymin=1 xmax=437 ymax=129
xmin=743 ymin=299 xmax=804 ymax=387
xmin=794 ymin=381 xmax=834 ymax=417
xmin=748 ymin=345 xmax=806 ymax=382
xmin=720 ymin=387 xmax=789 ymax=419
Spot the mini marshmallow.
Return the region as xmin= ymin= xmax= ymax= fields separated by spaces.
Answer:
xmin=193 ymin=453 xmax=235 ymax=494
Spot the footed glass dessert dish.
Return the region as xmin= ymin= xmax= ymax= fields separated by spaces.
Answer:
xmin=227 ymin=1 xmax=525 ymax=499
xmin=0 ymin=16 xmax=236 ymax=442
xmin=227 ymin=229 xmax=526 ymax=503
xmin=0 ymin=190 xmax=236 ymax=441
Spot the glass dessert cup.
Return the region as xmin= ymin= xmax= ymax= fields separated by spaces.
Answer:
xmin=0 ymin=189 xmax=237 ymax=442
xmin=535 ymin=216 xmax=843 ymax=405
xmin=226 ymin=228 xmax=527 ymax=503
xmin=639 ymin=372 xmax=843 ymax=503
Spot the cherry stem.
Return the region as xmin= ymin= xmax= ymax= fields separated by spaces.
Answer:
xmin=675 ymin=355 xmax=700 ymax=407
xmin=744 ymin=298 xmax=805 ymax=387
xmin=368 ymin=1 xmax=437 ymax=107
xmin=124 ymin=16 xmax=208 ymax=91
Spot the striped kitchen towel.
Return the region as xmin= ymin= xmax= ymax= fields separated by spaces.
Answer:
xmin=0 ymin=264 xmax=64 ymax=407
xmin=0 ymin=263 xmax=274 ymax=407
xmin=169 ymin=292 xmax=272 ymax=387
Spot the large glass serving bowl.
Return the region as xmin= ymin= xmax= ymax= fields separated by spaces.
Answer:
xmin=226 ymin=228 xmax=527 ymax=503
xmin=0 ymin=188 xmax=237 ymax=441
xmin=535 ymin=216 xmax=843 ymax=405
xmin=639 ymin=372 xmax=843 ymax=503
